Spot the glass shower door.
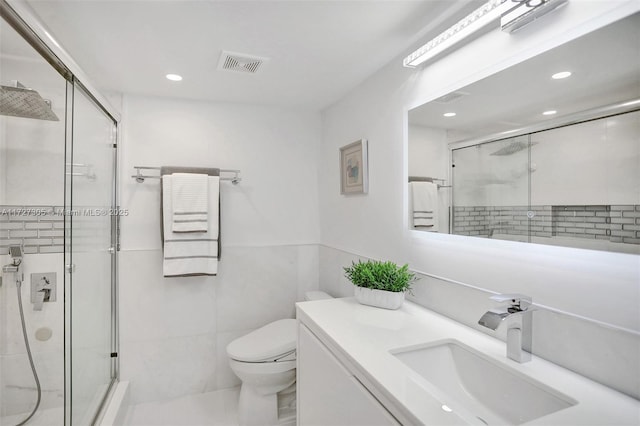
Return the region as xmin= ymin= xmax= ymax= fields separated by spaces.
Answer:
xmin=452 ymin=136 xmax=530 ymax=241
xmin=66 ymin=81 xmax=117 ymax=425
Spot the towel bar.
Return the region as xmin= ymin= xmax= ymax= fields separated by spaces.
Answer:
xmin=132 ymin=166 xmax=241 ymax=184
xmin=408 ymin=176 xmax=450 ymax=189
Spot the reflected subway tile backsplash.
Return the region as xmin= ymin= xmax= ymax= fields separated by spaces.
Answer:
xmin=453 ymin=204 xmax=640 ymax=245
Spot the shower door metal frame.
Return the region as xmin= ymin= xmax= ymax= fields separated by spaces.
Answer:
xmin=68 ymin=78 xmax=120 ymax=425
xmin=448 ymin=100 xmax=640 ymax=152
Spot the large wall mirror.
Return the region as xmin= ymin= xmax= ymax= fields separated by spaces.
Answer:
xmin=408 ymin=12 xmax=640 ymax=255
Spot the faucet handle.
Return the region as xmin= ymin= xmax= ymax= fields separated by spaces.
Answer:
xmin=490 ymin=293 xmax=532 ymax=310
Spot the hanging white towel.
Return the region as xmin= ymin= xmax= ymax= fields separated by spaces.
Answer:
xmin=163 ymin=175 xmax=220 ymax=277
xmin=171 ymin=173 xmax=209 ymax=233
xmin=411 ymin=181 xmax=439 ymax=232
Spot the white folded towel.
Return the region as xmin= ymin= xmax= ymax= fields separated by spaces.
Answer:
xmin=163 ymin=175 xmax=220 ymax=276
xmin=411 ymin=181 xmax=439 ymax=232
xmin=171 ymin=173 xmax=209 ymax=233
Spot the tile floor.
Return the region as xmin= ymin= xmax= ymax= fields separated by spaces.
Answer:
xmin=123 ymin=388 xmax=240 ymax=426
xmin=3 ymin=386 xmax=293 ymax=426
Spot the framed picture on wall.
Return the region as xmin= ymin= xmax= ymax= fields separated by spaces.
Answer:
xmin=339 ymin=139 xmax=368 ymax=195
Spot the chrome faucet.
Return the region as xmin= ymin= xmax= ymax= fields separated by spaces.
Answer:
xmin=478 ymin=294 xmax=533 ymax=363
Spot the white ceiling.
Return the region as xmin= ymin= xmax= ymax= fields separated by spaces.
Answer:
xmin=22 ymin=0 xmax=482 ymax=111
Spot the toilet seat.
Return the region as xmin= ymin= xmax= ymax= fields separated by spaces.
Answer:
xmin=227 ymin=318 xmax=297 ymax=362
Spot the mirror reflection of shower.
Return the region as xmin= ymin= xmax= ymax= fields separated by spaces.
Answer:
xmin=449 ymin=108 xmax=640 ymax=254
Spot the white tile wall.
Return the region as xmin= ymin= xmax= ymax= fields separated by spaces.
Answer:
xmin=118 ymin=245 xmax=319 ymax=404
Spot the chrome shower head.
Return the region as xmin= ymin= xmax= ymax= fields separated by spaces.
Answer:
xmin=490 ymin=141 xmax=538 ymax=156
xmin=0 ymin=81 xmax=59 ymax=121
xmin=3 ymin=245 xmax=22 ymax=273
xmin=9 ymin=245 xmax=22 ymax=261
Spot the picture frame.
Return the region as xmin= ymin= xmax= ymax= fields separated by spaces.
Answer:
xmin=339 ymin=139 xmax=368 ymax=195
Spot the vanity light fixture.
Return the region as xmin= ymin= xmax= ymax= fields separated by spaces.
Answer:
xmin=551 ymin=71 xmax=572 ymax=79
xmin=543 ymin=110 xmax=557 ymax=115
xmin=443 ymin=112 xmax=457 ymax=117
xmin=404 ymin=0 xmax=569 ymax=68
xmin=501 ymin=0 xmax=568 ymax=34
xmin=403 ymin=0 xmax=512 ymax=68
xmin=165 ymin=73 xmax=183 ymax=82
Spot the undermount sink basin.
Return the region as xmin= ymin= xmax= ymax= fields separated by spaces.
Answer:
xmin=390 ymin=340 xmax=577 ymax=425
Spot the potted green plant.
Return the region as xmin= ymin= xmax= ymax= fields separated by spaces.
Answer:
xmin=343 ymin=260 xmax=416 ymax=310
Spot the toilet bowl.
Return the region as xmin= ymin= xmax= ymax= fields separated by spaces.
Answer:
xmin=227 ymin=291 xmax=332 ymax=426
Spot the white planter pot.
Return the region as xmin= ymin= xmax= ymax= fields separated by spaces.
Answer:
xmin=354 ymin=287 xmax=405 ymax=310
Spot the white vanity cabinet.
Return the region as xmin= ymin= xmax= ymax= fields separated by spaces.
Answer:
xmin=297 ymin=323 xmax=400 ymax=426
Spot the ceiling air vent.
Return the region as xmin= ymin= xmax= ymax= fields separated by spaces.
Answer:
xmin=217 ymin=51 xmax=268 ymax=74
xmin=432 ymin=91 xmax=469 ymax=104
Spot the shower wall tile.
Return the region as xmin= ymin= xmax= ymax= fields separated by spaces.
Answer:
xmin=0 ymin=205 xmax=65 ymax=254
xmin=0 ymin=253 xmax=64 ymax=416
xmin=0 ymin=351 xmax=64 ymax=417
xmin=0 ymin=253 xmax=64 ymax=355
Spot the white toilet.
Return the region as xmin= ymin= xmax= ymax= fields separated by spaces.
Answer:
xmin=227 ymin=291 xmax=332 ymax=426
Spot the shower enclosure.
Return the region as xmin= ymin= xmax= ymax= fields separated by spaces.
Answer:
xmin=0 ymin=2 xmax=120 ymax=425
xmin=450 ymin=108 xmax=640 ymax=254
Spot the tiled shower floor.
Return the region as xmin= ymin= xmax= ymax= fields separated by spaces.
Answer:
xmin=1 ymin=406 xmax=64 ymax=426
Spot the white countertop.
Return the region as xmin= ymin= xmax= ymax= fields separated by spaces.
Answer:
xmin=296 ymin=297 xmax=640 ymax=425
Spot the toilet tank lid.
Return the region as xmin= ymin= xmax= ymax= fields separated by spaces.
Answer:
xmin=226 ymin=319 xmax=297 ymax=362
xmin=305 ymin=291 xmax=333 ymax=301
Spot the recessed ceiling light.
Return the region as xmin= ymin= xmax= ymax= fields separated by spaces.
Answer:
xmin=551 ymin=71 xmax=572 ymax=79
xmin=166 ymin=74 xmax=183 ymax=81
xmin=443 ymin=112 xmax=456 ymax=117
xmin=543 ymin=110 xmax=557 ymax=115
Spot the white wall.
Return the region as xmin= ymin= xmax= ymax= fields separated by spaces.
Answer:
xmin=118 ymin=94 xmax=321 ymax=403
xmin=407 ymin=125 xmax=447 ymax=179
xmin=531 ymin=110 xmax=640 ymax=205
xmin=319 ymin=0 xmax=640 ymax=334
